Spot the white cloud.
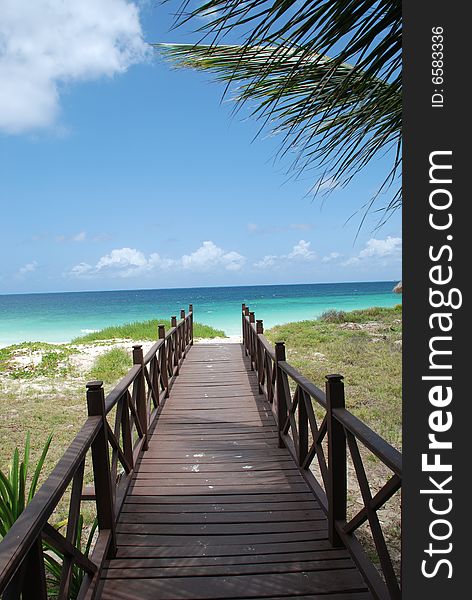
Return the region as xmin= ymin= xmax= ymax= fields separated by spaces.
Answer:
xmin=341 ymin=236 xmax=402 ymax=267
xmin=72 ymin=231 xmax=87 ymax=242
xmin=359 ymin=236 xmax=402 ymax=258
xmin=17 ymin=260 xmax=38 ymax=276
xmin=70 ymin=262 xmax=93 ymax=276
xmin=181 ymin=241 xmax=245 ymax=272
xmin=311 ymin=176 xmax=340 ymax=192
xmin=290 ymin=223 xmax=314 ymax=232
xmin=253 ymin=255 xmax=277 ymax=269
xmin=254 ymin=240 xmax=316 ymax=269
xmin=322 ymin=252 xmax=342 ymax=263
xmin=0 ymin=0 xmax=149 ymax=134
xmin=287 ymin=240 xmax=316 ymax=260
xmin=96 ymin=247 xmax=147 ymax=270
xmin=69 ymin=241 xmax=245 ymax=278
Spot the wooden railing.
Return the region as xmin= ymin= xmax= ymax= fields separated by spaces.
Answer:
xmin=242 ymin=304 xmax=402 ymax=600
xmin=0 ymin=306 xmax=194 ymax=600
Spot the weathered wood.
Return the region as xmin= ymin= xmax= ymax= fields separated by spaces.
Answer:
xmin=132 ymin=345 xmax=148 ymax=451
xmin=100 ymin=569 xmax=367 ymax=599
xmin=100 ymin=343 xmax=371 ymax=600
xmin=0 ymin=305 xmax=400 ymax=600
xmin=326 ymin=374 xmax=347 ymax=548
xmin=87 ymin=381 xmax=117 ymax=558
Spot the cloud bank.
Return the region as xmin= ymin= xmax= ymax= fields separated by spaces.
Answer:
xmin=0 ymin=0 xmax=148 ymax=134
xmin=69 ymin=241 xmax=246 ymax=279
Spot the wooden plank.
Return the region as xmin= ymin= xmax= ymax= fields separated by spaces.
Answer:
xmin=115 ymin=539 xmax=342 ymax=559
xmin=118 ymin=509 xmax=325 ymax=524
xmin=98 ymin=343 xmax=371 ymax=599
xmin=116 ymin=520 xmax=328 ymax=535
xmin=122 ymin=501 xmax=319 ymax=513
xmin=135 ymin=452 xmax=293 ymax=462
xmin=123 ymin=492 xmax=316 ymax=504
xmin=115 ymin=530 xmax=329 ymax=547
xmin=100 ymin=570 xmax=367 ymax=599
xmin=106 ymin=549 xmax=351 ymax=569
xmin=135 ymin=461 xmax=297 ymax=473
xmin=102 ymin=558 xmax=356 ymax=578
xmin=128 ymin=484 xmax=310 ymax=495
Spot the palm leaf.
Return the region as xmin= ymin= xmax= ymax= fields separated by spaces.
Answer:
xmin=159 ymin=42 xmax=401 ymax=212
xmin=28 ymin=432 xmax=53 ymax=503
xmin=0 ymin=433 xmax=52 ymax=540
xmin=10 ymin=448 xmax=19 ymax=519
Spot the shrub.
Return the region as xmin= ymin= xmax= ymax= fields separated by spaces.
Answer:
xmin=319 ymin=309 xmax=347 ymax=323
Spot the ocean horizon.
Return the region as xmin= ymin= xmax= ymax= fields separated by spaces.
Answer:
xmin=0 ymin=281 xmax=401 ymax=346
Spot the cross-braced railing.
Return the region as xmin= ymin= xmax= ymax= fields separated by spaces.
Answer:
xmin=0 ymin=306 xmax=194 ymax=600
xmin=242 ymin=304 xmax=402 ymax=600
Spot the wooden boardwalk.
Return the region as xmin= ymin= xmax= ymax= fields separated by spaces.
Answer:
xmin=98 ymin=344 xmax=371 ymax=599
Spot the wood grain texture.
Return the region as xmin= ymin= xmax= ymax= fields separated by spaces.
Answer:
xmin=100 ymin=343 xmax=371 ymax=599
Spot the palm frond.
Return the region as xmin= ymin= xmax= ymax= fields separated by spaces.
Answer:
xmin=158 ymin=42 xmax=401 ymax=212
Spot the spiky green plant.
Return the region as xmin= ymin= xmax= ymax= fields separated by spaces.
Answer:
xmin=160 ymin=0 xmax=401 ymax=218
xmin=0 ymin=433 xmax=53 ymax=539
xmin=44 ymin=516 xmax=98 ymax=600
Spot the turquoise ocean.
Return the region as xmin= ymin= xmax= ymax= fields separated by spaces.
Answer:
xmin=0 ymin=281 xmax=401 ymax=346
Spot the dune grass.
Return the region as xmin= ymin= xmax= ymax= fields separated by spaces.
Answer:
xmin=88 ymin=348 xmax=132 ymax=384
xmin=266 ymin=305 xmax=402 ymax=575
xmin=265 ymin=305 xmax=402 ymax=448
xmin=72 ymin=319 xmax=225 ymax=343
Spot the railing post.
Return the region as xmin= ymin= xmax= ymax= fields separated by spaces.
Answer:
xmin=86 ymin=380 xmax=117 ymax=557
xmin=171 ymin=316 xmax=179 ymax=375
xmin=326 ymin=374 xmax=347 ymax=547
xmin=180 ymin=309 xmax=186 ymax=354
xmin=22 ymin=539 xmax=48 ymax=600
xmin=298 ymin=389 xmax=308 ymax=468
xmin=241 ymin=303 xmax=246 ymax=349
xmin=256 ymin=320 xmax=264 ymax=394
xmin=133 ymin=345 xmax=148 ymax=451
xmin=189 ymin=304 xmax=194 ymax=345
xmin=158 ymin=325 xmax=169 ymax=397
xmin=275 ymin=342 xmax=287 ymax=449
xmin=249 ymin=312 xmax=255 ymax=370
xmin=242 ymin=305 xmax=249 ymax=355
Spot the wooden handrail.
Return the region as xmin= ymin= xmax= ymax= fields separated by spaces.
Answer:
xmin=241 ymin=305 xmax=402 ymax=600
xmin=0 ymin=417 xmax=101 ymax=595
xmin=278 ymin=360 xmax=327 ymax=408
xmin=0 ymin=306 xmax=194 ymax=599
xmin=333 ymin=407 xmax=402 ymax=476
xmin=143 ymin=339 xmax=164 ymax=365
xmin=104 ymin=365 xmax=141 ymax=412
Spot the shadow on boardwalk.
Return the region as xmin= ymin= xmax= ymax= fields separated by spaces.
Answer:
xmin=98 ymin=344 xmax=370 ymax=599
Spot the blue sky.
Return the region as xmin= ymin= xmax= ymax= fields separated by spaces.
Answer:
xmin=0 ymin=1 xmax=401 ymax=294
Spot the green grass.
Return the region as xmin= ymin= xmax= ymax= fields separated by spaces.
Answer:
xmin=267 ymin=305 xmax=402 ymax=577
xmin=266 ymin=305 xmax=402 ymax=448
xmin=72 ymin=319 xmax=226 ymax=343
xmin=88 ymin=348 xmax=132 ymax=384
xmin=0 ymin=342 xmax=76 ymax=379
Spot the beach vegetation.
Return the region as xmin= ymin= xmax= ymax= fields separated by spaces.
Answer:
xmin=72 ymin=319 xmax=225 ymax=343
xmin=318 ymin=309 xmax=347 ymax=323
xmin=266 ymin=305 xmax=402 ymax=447
xmin=88 ymin=348 xmax=132 ymax=384
xmin=0 ymin=432 xmax=52 ymax=539
xmin=44 ymin=515 xmax=98 ymax=600
xmin=0 ymin=342 xmax=76 ymax=379
xmin=161 ymin=0 xmax=401 ymax=217
xmin=266 ymin=304 xmax=402 ymax=574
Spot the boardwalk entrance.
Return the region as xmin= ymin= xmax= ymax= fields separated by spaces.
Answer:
xmin=0 ymin=306 xmax=401 ymax=600
xmin=99 ymin=344 xmax=370 ymax=599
